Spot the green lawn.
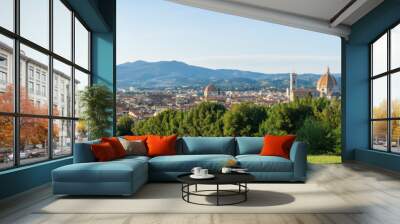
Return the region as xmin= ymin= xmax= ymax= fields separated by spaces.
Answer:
xmin=307 ymin=155 xmax=342 ymax=164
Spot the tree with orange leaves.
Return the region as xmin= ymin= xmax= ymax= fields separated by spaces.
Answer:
xmin=0 ymin=84 xmax=59 ymax=151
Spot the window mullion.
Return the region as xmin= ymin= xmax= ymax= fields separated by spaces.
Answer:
xmin=13 ymin=0 xmax=21 ymax=167
xmin=71 ymin=10 xmax=76 ymax=155
xmin=388 ymin=30 xmax=391 ymax=153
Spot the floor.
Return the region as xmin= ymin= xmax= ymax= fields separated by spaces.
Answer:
xmin=1 ymin=162 xmax=400 ymax=224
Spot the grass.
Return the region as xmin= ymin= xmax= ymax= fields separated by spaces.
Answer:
xmin=307 ymin=155 xmax=342 ymax=164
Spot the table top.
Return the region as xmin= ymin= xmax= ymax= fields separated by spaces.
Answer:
xmin=177 ymin=172 xmax=255 ymax=185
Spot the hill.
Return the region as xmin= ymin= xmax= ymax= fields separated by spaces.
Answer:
xmin=117 ymin=60 xmax=341 ymax=91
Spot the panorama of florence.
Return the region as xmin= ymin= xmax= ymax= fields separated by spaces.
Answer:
xmin=116 ymin=64 xmax=340 ymax=120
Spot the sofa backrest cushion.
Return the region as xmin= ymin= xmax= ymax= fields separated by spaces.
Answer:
xmin=236 ymin=137 xmax=264 ymax=155
xmin=73 ymin=140 xmax=100 ymax=163
xmin=181 ymin=137 xmax=235 ymax=155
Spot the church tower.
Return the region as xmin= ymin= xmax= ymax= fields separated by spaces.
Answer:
xmin=287 ymin=72 xmax=297 ymax=102
xmin=290 ymin=72 xmax=297 ymax=91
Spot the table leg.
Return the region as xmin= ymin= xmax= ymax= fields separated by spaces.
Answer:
xmin=217 ymin=184 xmax=219 ymax=206
xmin=245 ymin=183 xmax=247 ymax=201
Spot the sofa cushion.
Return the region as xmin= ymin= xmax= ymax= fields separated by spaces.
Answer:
xmin=101 ymin=137 xmax=127 ymax=158
xmin=236 ymin=155 xmax=293 ymax=172
xmin=91 ymin=142 xmax=118 ymax=161
xmin=260 ymin=135 xmax=296 ymax=159
xmin=236 ymin=137 xmax=263 ymax=155
xmin=147 ymin=135 xmax=177 ymax=157
xmin=119 ymin=138 xmax=147 ymax=156
xmin=74 ymin=140 xmax=100 ymax=163
xmin=149 ymin=154 xmax=235 ymax=172
xmin=181 ymin=137 xmax=235 ymax=155
xmin=53 ymin=158 xmax=147 ymax=183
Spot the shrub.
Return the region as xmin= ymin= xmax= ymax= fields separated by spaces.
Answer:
xmin=116 ymin=114 xmax=135 ymax=136
xmin=223 ymin=103 xmax=267 ymax=136
xmin=79 ymin=84 xmax=113 ymax=139
xmin=296 ymin=118 xmax=337 ymax=155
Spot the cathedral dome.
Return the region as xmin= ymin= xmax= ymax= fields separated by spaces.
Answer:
xmin=204 ymin=84 xmax=217 ymax=98
xmin=317 ymin=67 xmax=337 ymax=93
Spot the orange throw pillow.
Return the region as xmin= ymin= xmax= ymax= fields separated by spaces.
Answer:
xmin=260 ymin=135 xmax=296 ymax=159
xmin=124 ymin=135 xmax=148 ymax=142
xmin=101 ymin=137 xmax=127 ymax=158
xmin=146 ymin=135 xmax=177 ymax=157
xmin=91 ymin=142 xmax=117 ymax=161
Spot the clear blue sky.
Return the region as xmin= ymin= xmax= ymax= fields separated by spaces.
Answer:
xmin=117 ymin=0 xmax=341 ymax=74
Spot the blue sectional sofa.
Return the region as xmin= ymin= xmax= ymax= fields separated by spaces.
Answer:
xmin=52 ymin=137 xmax=307 ymax=196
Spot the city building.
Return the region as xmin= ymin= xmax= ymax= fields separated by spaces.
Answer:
xmin=286 ymin=67 xmax=340 ymax=101
xmin=286 ymin=72 xmax=319 ymax=101
xmin=316 ymin=67 xmax=340 ymax=98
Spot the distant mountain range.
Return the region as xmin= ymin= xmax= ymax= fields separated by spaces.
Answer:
xmin=117 ymin=60 xmax=341 ymax=91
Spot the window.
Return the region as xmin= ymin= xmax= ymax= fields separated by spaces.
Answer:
xmin=0 ymin=71 xmax=6 ymax=84
xmin=35 ymin=70 xmax=41 ymax=81
xmin=53 ymin=59 xmax=72 ymax=117
xmin=53 ymin=119 xmax=72 ymax=158
xmin=36 ymin=84 xmax=40 ymax=95
xmin=42 ymin=85 xmax=46 ymax=97
xmin=0 ymin=34 xmax=14 ymax=113
xmin=29 ymin=67 xmax=34 ymax=80
xmin=0 ymin=0 xmax=14 ymax=31
xmin=53 ymin=0 xmax=72 ymax=60
xmin=28 ymin=81 xmax=34 ymax=94
xmin=0 ymin=55 xmax=7 ymax=67
xmin=0 ymin=0 xmax=91 ymax=170
xmin=20 ymin=0 xmax=49 ymax=48
xmin=0 ymin=116 xmax=13 ymax=170
xmin=74 ymin=69 xmax=89 ymax=118
xmin=19 ymin=117 xmax=49 ymax=165
xmin=75 ymin=17 xmax=89 ymax=70
xmin=370 ymin=23 xmax=400 ymax=153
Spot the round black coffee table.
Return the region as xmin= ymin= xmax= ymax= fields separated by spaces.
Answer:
xmin=177 ymin=173 xmax=255 ymax=206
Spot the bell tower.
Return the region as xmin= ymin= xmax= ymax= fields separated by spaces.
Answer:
xmin=290 ymin=72 xmax=297 ymax=92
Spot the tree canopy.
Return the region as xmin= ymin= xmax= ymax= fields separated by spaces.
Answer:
xmin=121 ymin=97 xmax=342 ymax=155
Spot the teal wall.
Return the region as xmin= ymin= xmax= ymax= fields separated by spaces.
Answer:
xmin=0 ymin=0 xmax=116 ymax=200
xmin=343 ymin=0 xmax=400 ymax=171
xmin=0 ymin=158 xmax=72 ymax=199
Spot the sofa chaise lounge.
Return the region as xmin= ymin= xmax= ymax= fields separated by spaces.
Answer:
xmin=52 ymin=137 xmax=307 ymax=196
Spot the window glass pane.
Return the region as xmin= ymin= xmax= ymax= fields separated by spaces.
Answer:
xmin=372 ymin=33 xmax=387 ymax=76
xmin=53 ymin=119 xmax=72 ymax=157
xmin=53 ymin=59 xmax=72 ymax=117
xmin=372 ymin=121 xmax=388 ymax=151
xmin=20 ymin=117 xmax=49 ymax=165
xmin=392 ymin=24 xmax=400 ymax=70
xmin=75 ymin=18 xmax=89 ymax=69
xmin=391 ymin=120 xmax=400 ymax=153
xmin=0 ymin=0 xmax=14 ymax=31
xmin=20 ymin=0 xmax=49 ymax=49
xmin=0 ymin=116 xmax=13 ymax=170
xmin=74 ymin=69 xmax=89 ymax=118
xmin=20 ymin=44 xmax=49 ymax=115
xmin=53 ymin=0 xmax=72 ymax=60
xmin=391 ymin=72 xmax=400 ymax=118
xmin=372 ymin=76 xmax=387 ymax=119
xmin=0 ymin=34 xmax=14 ymax=112
xmin=75 ymin=120 xmax=88 ymax=143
